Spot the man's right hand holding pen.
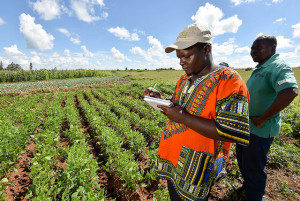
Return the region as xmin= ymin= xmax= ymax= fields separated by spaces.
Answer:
xmin=144 ymin=83 xmax=163 ymax=99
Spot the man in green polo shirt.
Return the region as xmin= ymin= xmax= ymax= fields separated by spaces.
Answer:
xmin=236 ymin=35 xmax=298 ymax=201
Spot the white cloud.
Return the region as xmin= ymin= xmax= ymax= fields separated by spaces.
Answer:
xmin=31 ymin=0 xmax=62 ymax=20
xmin=70 ymin=0 xmax=106 ymax=23
xmin=52 ymin=52 xmax=60 ymax=58
xmin=272 ymin=0 xmax=282 ymax=3
xmin=147 ymin=36 xmax=165 ymax=57
xmin=3 ymin=45 xmax=29 ymax=67
xmin=131 ymin=33 xmax=140 ymax=41
xmin=38 ymin=51 xmax=91 ymax=69
xmin=212 ymin=39 xmax=237 ymax=56
xmin=214 ymin=54 xmax=254 ymax=69
xmin=81 ymin=45 xmax=94 ymax=57
xmin=280 ymin=51 xmax=297 ymax=59
xmin=130 ymin=36 xmax=181 ymax=69
xmin=276 ymin=36 xmax=293 ymax=49
xmin=130 ymin=46 xmax=146 ymax=57
xmin=2 ymin=47 xmax=110 ymax=70
xmin=93 ymin=0 xmax=105 ymax=6
xmin=292 ymin=23 xmax=300 ymax=38
xmin=279 ymin=45 xmax=300 ymax=64
xmin=70 ymin=37 xmax=81 ymax=45
xmin=58 ymin=28 xmax=71 ymax=37
xmin=273 ymin=18 xmax=286 ymax=24
xmin=101 ymin=11 xmax=108 ymax=19
xmin=4 ymin=45 xmax=25 ymax=57
xmin=110 ymin=47 xmax=130 ymax=63
xmin=191 ymin=3 xmax=242 ymax=36
xmin=30 ymin=51 xmax=43 ymax=56
xmin=230 ymin=0 xmax=256 ymax=6
xmin=108 ymin=26 xmax=140 ymax=41
xmin=134 ymin=29 xmax=146 ymax=36
xmin=235 ymin=46 xmax=251 ymax=53
xmin=19 ymin=13 xmax=54 ymax=51
xmin=63 ymin=49 xmax=71 ymax=57
xmin=0 ymin=17 xmax=5 ymax=25
xmin=108 ymin=27 xmax=129 ymax=39
xmin=233 ymin=55 xmax=254 ymax=68
xmin=58 ymin=28 xmax=81 ymax=45
xmin=130 ymin=46 xmax=151 ymax=61
xmin=216 ymin=56 xmax=229 ymax=65
xmin=31 ymin=56 xmax=41 ymax=65
xmin=130 ymin=36 xmax=165 ymax=61
xmin=255 ymin=32 xmax=264 ymax=38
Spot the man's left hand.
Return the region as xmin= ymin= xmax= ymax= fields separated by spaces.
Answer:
xmin=250 ymin=116 xmax=266 ymax=127
xmin=158 ymin=104 xmax=188 ymax=124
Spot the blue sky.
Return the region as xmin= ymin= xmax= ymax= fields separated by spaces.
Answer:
xmin=0 ymin=0 xmax=299 ymax=70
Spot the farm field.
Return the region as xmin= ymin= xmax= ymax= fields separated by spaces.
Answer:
xmin=0 ymin=76 xmax=130 ymax=96
xmin=0 ymin=68 xmax=299 ymax=201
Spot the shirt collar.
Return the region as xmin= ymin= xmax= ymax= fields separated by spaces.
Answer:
xmin=255 ymin=54 xmax=279 ymax=69
xmin=187 ymin=74 xmax=202 ymax=85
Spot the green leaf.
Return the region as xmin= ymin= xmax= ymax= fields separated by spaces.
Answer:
xmin=1 ymin=178 xmax=9 ymax=183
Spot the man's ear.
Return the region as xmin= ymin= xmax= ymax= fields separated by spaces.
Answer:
xmin=271 ymin=44 xmax=276 ymax=54
xmin=204 ymin=44 xmax=211 ymax=55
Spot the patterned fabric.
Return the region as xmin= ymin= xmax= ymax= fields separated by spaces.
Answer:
xmin=155 ymin=67 xmax=250 ymax=201
xmin=215 ymin=93 xmax=250 ymax=144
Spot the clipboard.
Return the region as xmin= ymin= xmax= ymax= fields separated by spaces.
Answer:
xmin=143 ymin=96 xmax=173 ymax=111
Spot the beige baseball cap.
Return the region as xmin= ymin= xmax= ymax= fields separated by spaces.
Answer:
xmin=165 ymin=23 xmax=212 ymax=53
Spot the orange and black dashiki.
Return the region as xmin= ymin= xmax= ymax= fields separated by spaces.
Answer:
xmin=155 ymin=67 xmax=250 ymax=201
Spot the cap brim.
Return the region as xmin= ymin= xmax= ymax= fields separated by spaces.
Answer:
xmin=165 ymin=41 xmax=198 ymax=53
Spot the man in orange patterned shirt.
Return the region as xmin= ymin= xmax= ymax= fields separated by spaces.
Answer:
xmin=145 ymin=23 xmax=250 ymax=201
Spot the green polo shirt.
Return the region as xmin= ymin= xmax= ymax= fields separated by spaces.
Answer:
xmin=246 ymin=54 xmax=298 ymax=138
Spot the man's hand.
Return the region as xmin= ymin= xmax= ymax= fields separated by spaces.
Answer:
xmin=250 ymin=116 xmax=266 ymax=127
xmin=250 ymin=87 xmax=298 ymax=128
xmin=144 ymin=87 xmax=163 ymax=99
xmin=157 ymin=104 xmax=188 ymax=124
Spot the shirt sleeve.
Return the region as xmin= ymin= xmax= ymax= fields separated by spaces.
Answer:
xmin=214 ymin=71 xmax=250 ymax=145
xmin=272 ymin=64 xmax=298 ymax=93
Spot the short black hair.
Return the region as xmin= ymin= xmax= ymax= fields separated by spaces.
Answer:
xmin=255 ymin=35 xmax=277 ymax=46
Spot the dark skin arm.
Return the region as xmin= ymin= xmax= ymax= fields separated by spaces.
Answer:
xmin=251 ymin=87 xmax=298 ymax=127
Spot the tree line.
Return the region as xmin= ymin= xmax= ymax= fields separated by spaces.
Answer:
xmin=0 ymin=61 xmax=32 ymax=71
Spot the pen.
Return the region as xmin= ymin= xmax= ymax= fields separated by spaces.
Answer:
xmin=152 ymin=83 xmax=157 ymax=91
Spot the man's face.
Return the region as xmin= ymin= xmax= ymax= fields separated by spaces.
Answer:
xmin=176 ymin=45 xmax=205 ymax=76
xmin=251 ymin=39 xmax=274 ymax=65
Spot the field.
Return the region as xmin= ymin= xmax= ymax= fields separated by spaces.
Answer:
xmin=0 ymin=68 xmax=299 ymax=201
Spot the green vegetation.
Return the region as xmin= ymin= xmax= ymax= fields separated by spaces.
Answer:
xmin=5 ymin=62 xmax=23 ymax=71
xmin=0 ymin=76 xmax=129 ymax=95
xmin=0 ymin=69 xmax=114 ymax=83
xmin=1 ymin=67 xmax=299 ymax=84
xmin=0 ymin=67 xmax=299 ymax=200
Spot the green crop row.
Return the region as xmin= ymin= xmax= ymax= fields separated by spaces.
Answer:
xmin=0 ymin=93 xmax=51 ymax=179
xmin=0 ymin=70 xmax=113 ymax=83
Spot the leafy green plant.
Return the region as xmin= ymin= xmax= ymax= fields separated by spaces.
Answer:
xmin=278 ymin=180 xmax=294 ymax=196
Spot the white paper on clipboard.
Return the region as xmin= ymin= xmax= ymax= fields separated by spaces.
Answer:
xmin=143 ymin=96 xmax=173 ymax=111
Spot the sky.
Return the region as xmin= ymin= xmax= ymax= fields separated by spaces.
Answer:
xmin=0 ymin=0 xmax=299 ymax=70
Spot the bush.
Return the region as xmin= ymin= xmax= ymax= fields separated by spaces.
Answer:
xmin=245 ymin=67 xmax=253 ymax=71
xmin=281 ymin=98 xmax=300 ymax=138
